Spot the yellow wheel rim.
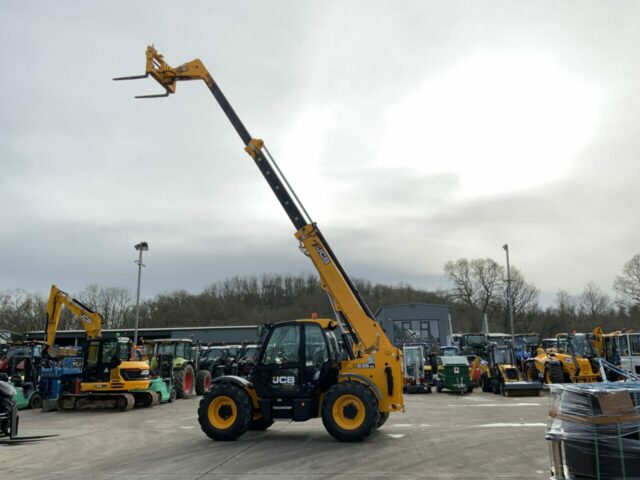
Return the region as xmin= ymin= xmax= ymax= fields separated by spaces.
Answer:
xmin=207 ymin=395 xmax=237 ymax=430
xmin=332 ymin=394 xmax=365 ymax=430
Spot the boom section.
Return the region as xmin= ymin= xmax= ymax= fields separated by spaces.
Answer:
xmin=115 ymin=46 xmax=385 ymax=353
xmin=45 ymin=284 xmax=103 ymax=353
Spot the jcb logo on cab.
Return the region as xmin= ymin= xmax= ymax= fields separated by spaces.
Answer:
xmin=272 ymin=376 xmax=295 ymax=385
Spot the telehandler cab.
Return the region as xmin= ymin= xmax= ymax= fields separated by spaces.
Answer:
xmin=115 ymin=46 xmax=404 ymax=442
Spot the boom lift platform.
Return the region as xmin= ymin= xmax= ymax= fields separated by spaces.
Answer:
xmin=115 ymin=46 xmax=404 ymax=442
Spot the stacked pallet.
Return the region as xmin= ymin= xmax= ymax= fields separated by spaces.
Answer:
xmin=546 ymin=382 xmax=640 ymax=479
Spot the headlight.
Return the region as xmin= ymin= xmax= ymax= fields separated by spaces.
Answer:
xmin=564 ymin=358 xmax=572 ymax=364
xmin=141 ymin=370 xmax=149 ymax=377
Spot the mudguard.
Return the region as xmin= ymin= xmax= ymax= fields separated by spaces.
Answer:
xmin=338 ymin=373 xmax=383 ymax=403
xmin=211 ymin=375 xmax=253 ymax=389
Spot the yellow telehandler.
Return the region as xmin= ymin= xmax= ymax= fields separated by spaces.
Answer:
xmin=115 ymin=46 xmax=404 ymax=441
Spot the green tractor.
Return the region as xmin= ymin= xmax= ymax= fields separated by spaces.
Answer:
xmin=148 ymin=339 xmax=211 ymax=398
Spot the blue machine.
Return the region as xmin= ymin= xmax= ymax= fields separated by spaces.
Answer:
xmin=39 ymin=356 xmax=83 ymax=412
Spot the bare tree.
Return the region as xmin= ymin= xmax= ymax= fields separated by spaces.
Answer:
xmin=499 ymin=267 xmax=539 ymax=331
xmin=578 ymin=282 xmax=611 ymax=322
xmin=613 ymin=254 xmax=640 ymax=309
xmin=0 ymin=289 xmax=47 ymax=333
xmin=444 ymin=258 xmax=503 ymax=327
xmin=79 ymin=284 xmax=133 ymax=329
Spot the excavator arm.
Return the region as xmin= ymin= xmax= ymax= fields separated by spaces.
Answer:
xmin=44 ymin=285 xmax=103 ymax=356
xmin=114 ymin=47 xmax=386 ymax=356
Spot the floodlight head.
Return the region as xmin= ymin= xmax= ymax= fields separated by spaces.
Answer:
xmin=502 ymin=243 xmax=509 ymax=251
xmin=135 ymin=241 xmax=149 ymax=252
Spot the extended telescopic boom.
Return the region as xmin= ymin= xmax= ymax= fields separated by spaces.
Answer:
xmin=114 ymin=46 xmax=388 ymax=355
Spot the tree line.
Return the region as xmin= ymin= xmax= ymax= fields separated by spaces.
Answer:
xmin=1 ymin=254 xmax=639 ymax=337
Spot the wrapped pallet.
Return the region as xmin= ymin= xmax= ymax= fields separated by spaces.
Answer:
xmin=546 ymin=382 xmax=640 ymax=479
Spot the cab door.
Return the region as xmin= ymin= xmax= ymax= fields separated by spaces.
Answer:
xmin=253 ymin=323 xmax=303 ymax=398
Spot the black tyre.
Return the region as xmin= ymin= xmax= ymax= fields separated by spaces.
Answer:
xmin=249 ymin=416 xmax=274 ymax=431
xmin=466 ymin=385 xmax=473 ymax=394
xmin=376 ymin=412 xmax=389 ymax=428
xmin=196 ymin=370 xmax=212 ymax=396
xmin=544 ymin=364 xmax=564 ymax=384
xmin=481 ymin=374 xmax=492 ymax=393
xmin=0 ymin=397 xmax=17 ymax=437
xmin=174 ymin=364 xmax=195 ymax=399
xmin=29 ymin=392 xmax=42 ymax=410
xmin=321 ymin=382 xmax=379 ymax=442
xmin=525 ymin=363 xmax=540 ymax=383
xmin=198 ymin=383 xmax=252 ymax=441
xmin=491 ymin=379 xmax=501 ymax=395
xmin=436 ymin=381 xmax=443 ymax=393
xmin=168 ymin=387 xmax=177 ymax=403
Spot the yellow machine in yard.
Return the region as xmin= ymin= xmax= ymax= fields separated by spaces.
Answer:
xmin=115 ymin=46 xmax=404 ymax=442
xmin=524 ymin=332 xmax=600 ymax=384
xmin=478 ymin=344 xmax=541 ymax=397
xmin=42 ymin=285 xmax=157 ymax=410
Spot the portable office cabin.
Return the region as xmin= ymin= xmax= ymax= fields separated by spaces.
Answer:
xmin=375 ymin=303 xmax=451 ymax=347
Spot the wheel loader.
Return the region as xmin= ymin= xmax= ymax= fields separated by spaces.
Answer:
xmin=116 ymin=46 xmax=404 ymax=442
xmin=524 ymin=333 xmax=600 ymax=384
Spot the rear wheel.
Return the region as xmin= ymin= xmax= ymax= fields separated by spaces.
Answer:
xmin=436 ymin=380 xmax=443 ymax=393
xmin=174 ymin=364 xmax=195 ymax=399
xmin=198 ymin=383 xmax=252 ymax=441
xmin=321 ymin=382 xmax=378 ymax=442
xmin=196 ymin=370 xmax=212 ymax=396
xmin=545 ymin=364 xmax=564 ymax=384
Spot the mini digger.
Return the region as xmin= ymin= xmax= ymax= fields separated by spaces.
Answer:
xmin=115 ymin=46 xmax=404 ymax=442
xmin=41 ymin=285 xmax=158 ymax=410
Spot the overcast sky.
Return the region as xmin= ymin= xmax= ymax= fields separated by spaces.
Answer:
xmin=1 ymin=1 xmax=639 ymax=306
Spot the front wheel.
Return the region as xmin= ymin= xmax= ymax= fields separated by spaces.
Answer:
xmin=198 ymin=383 xmax=252 ymax=441
xmin=321 ymin=382 xmax=379 ymax=442
xmin=29 ymin=392 xmax=42 ymax=410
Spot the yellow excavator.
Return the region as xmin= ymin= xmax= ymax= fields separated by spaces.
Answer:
xmin=115 ymin=46 xmax=404 ymax=442
xmin=42 ymin=285 xmax=157 ymax=410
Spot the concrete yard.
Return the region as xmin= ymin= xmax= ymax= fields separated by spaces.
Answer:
xmin=1 ymin=391 xmax=551 ymax=480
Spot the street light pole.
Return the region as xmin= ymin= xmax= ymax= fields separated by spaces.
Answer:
xmin=503 ymin=243 xmax=515 ymax=343
xmin=133 ymin=241 xmax=149 ymax=349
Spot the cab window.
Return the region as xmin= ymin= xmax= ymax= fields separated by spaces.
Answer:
xmin=262 ymin=325 xmax=300 ymax=365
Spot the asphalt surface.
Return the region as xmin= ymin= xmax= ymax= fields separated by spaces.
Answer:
xmin=1 ymin=390 xmax=551 ymax=480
